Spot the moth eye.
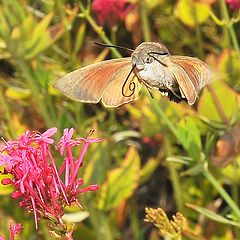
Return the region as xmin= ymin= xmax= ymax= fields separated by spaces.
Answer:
xmin=145 ymin=57 xmax=153 ymax=64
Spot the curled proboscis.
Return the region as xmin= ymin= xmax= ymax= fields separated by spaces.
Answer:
xmin=121 ymin=64 xmax=136 ymax=97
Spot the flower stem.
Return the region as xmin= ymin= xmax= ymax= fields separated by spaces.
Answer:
xmin=79 ymin=2 xmax=122 ymax=58
xmin=129 ymin=198 xmax=142 ymax=239
xmin=165 ymin=136 xmax=184 ymax=212
xmin=193 ymin=5 xmax=230 ymax=126
xmin=150 ymin=98 xmax=179 ymax=140
xmin=232 ymin=164 xmax=240 ymax=238
xmin=140 ymin=1 xmax=151 ymax=42
xmin=86 ymin=203 xmax=113 ymax=240
xmin=220 ymin=0 xmax=240 ymax=59
xmin=203 ymin=168 xmax=240 ymax=219
xmin=0 ymin=87 xmax=15 ymax=138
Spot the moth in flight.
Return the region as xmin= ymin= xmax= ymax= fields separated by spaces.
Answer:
xmin=54 ymin=42 xmax=211 ymax=107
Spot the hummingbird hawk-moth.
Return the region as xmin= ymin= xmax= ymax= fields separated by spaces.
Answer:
xmin=54 ymin=42 xmax=211 ymax=107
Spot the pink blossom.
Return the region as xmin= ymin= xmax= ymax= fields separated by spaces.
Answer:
xmin=92 ymin=0 xmax=133 ymax=26
xmin=0 ymin=221 xmax=22 ymax=240
xmin=10 ymin=221 xmax=22 ymax=240
xmin=226 ymin=0 xmax=240 ymax=10
xmin=0 ymin=128 xmax=101 ymax=232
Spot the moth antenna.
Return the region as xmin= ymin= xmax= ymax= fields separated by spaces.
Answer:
xmin=146 ymin=87 xmax=154 ymax=99
xmin=148 ymin=53 xmax=168 ymax=67
xmin=149 ymin=51 xmax=169 ymax=56
xmin=94 ymin=42 xmax=134 ymax=53
xmin=122 ymin=64 xmax=136 ymax=97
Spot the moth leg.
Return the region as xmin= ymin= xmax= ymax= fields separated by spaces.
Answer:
xmin=162 ymin=86 xmax=187 ymax=103
xmin=167 ymin=86 xmax=182 ymax=99
xmin=159 ymin=88 xmax=169 ymax=96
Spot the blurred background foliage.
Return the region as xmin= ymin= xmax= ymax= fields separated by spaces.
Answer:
xmin=0 ymin=0 xmax=240 ymax=239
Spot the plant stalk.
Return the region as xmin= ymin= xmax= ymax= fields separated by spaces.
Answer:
xmin=79 ymin=2 xmax=122 ymax=58
xmin=203 ymin=169 xmax=240 ymax=219
xmin=220 ymin=0 xmax=240 ymax=59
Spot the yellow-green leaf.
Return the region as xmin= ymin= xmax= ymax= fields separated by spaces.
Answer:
xmin=98 ymin=147 xmax=140 ymax=211
xmin=62 ymin=211 xmax=89 ymax=223
xmin=0 ymin=167 xmax=13 ymax=195
xmin=24 ymin=12 xmax=53 ymax=51
xmin=174 ymin=0 xmax=210 ymax=27
xmin=5 ymin=86 xmax=31 ymax=100
xmin=198 ymin=81 xmax=240 ymax=122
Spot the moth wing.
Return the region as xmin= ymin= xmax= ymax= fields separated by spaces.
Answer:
xmin=165 ymin=56 xmax=211 ymax=105
xmin=54 ymin=58 xmax=140 ymax=106
xmin=102 ymin=66 xmax=142 ymax=107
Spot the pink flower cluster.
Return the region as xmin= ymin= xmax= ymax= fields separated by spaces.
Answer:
xmin=92 ymin=0 xmax=133 ymax=26
xmin=0 ymin=128 xmax=101 ymax=229
xmin=226 ymin=0 xmax=240 ymax=10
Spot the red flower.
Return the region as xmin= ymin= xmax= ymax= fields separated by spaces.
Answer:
xmin=226 ymin=0 xmax=240 ymax=10
xmin=92 ymin=0 xmax=133 ymax=26
xmin=0 ymin=128 xmax=101 ymax=231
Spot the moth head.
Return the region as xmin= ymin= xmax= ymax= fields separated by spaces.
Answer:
xmin=131 ymin=42 xmax=170 ymax=70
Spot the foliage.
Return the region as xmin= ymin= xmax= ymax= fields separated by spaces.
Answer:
xmin=0 ymin=0 xmax=240 ymax=239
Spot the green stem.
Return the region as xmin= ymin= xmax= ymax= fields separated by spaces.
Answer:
xmin=111 ymin=26 xmax=117 ymax=44
xmin=18 ymin=61 xmax=53 ymax=127
xmin=165 ymin=137 xmax=184 ymax=212
xmin=232 ymin=163 xmax=240 ymax=238
xmin=86 ymin=203 xmax=113 ymax=240
xmin=220 ymin=0 xmax=240 ymax=58
xmin=79 ymin=2 xmax=122 ymax=58
xmin=140 ymin=1 xmax=151 ymax=42
xmin=203 ymin=169 xmax=240 ymax=219
xmin=192 ymin=1 xmax=204 ymax=59
xmin=194 ymin=15 xmax=204 ymax=59
xmin=129 ymin=198 xmax=142 ymax=240
xmin=0 ymin=87 xmax=15 ymax=138
xmin=193 ymin=5 xmax=230 ymax=126
xmin=151 ymin=97 xmax=240 ymax=219
xmin=150 ymin=99 xmax=179 ymax=140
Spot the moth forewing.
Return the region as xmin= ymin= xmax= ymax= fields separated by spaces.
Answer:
xmin=54 ymin=58 xmax=133 ymax=106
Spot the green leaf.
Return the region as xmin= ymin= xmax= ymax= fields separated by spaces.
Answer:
xmin=186 ymin=203 xmax=240 ymax=227
xmin=84 ymin=142 xmax=111 ymax=185
xmin=198 ymin=81 xmax=240 ymax=122
xmin=221 ymin=156 xmax=240 ymax=184
xmin=140 ymin=157 xmax=160 ymax=184
xmin=0 ymin=11 xmax=10 ymax=37
xmin=23 ymin=12 xmax=53 ymax=51
xmin=166 ymin=156 xmax=193 ymax=165
xmin=174 ymin=0 xmax=210 ymax=27
xmin=98 ymin=147 xmax=140 ymax=211
xmin=181 ymin=163 xmax=203 ymax=176
xmin=22 ymin=12 xmax=60 ymax=59
xmin=175 ymin=117 xmax=202 ymax=161
xmin=73 ymin=22 xmax=86 ymax=55
xmin=62 ymin=211 xmax=89 ymax=223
